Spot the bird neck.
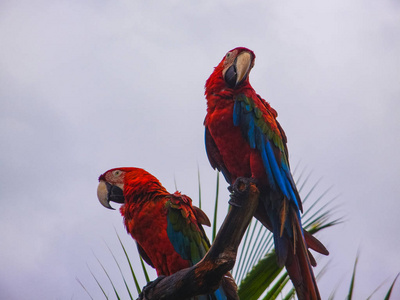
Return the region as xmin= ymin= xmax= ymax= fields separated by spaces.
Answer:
xmin=124 ymin=179 xmax=169 ymax=205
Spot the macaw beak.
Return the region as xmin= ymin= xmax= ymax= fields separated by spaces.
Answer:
xmin=97 ymin=181 xmax=125 ymax=210
xmin=224 ymin=51 xmax=253 ymax=88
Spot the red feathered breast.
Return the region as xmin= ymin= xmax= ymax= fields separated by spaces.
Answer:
xmin=205 ymin=96 xmax=269 ymax=184
xmin=124 ymin=199 xmax=190 ymax=276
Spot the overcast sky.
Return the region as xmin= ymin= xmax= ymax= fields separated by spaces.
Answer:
xmin=1 ymin=0 xmax=399 ymax=299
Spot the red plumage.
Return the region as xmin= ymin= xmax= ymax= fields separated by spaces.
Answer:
xmin=122 ymin=193 xmax=192 ymax=275
xmin=97 ymin=167 xmax=238 ymax=299
xmin=204 ymin=47 xmax=328 ymax=300
xmin=99 ymin=168 xmax=198 ymax=275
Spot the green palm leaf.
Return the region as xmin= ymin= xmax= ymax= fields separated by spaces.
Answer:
xmin=384 ymin=274 xmax=399 ymax=300
xmin=346 ymin=254 xmax=358 ymax=300
xmin=238 ymin=252 xmax=284 ymax=300
xmin=116 ymin=232 xmax=142 ymax=294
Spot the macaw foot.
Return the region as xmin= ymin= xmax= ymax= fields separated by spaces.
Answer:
xmin=228 ymin=177 xmax=257 ymax=207
xmin=138 ymin=275 xmax=166 ymax=300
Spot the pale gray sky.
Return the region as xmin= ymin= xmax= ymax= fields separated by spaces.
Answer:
xmin=1 ymin=0 xmax=399 ymax=299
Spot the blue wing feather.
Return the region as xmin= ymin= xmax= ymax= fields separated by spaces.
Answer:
xmin=233 ymin=100 xmax=241 ymax=126
xmin=166 ymin=218 xmax=191 ymax=261
xmin=233 ymin=95 xmax=301 ymax=210
xmin=257 ymin=131 xmax=277 ymax=189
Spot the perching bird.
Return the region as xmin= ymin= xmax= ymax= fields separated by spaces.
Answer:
xmin=204 ymin=47 xmax=328 ymax=300
xmin=97 ymin=167 xmax=237 ymax=300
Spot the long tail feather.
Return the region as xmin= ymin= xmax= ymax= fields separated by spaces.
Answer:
xmin=256 ymin=198 xmax=323 ymax=300
xmin=254 ymin=202 xmax=329 ymax=258
xmin=304 ymin=231 xmax=329 ymax=256
xmin=285 ymin=207 xmax=320 ymax=300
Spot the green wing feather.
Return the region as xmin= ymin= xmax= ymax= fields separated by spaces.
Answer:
xmin=166 ymin=193 xmax=210 ymax=265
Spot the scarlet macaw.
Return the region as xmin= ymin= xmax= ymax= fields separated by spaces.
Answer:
xmin=204 ymin=47 xmax=328 ymax=300
xmin=97 ymin=167 xmax=237 ymax=300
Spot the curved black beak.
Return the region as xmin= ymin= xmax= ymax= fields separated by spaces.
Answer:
xmin=225 ymin=63 xmax=238 ymax=88
xmin=97 ymin=181 xmax=125 ymax=210
xmin=224 ymin=51 xmax=253 ymax=88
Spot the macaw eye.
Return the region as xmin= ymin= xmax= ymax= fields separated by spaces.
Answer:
xmin=226 ymin=52 xmax=231 ymax=59
xmin=112 ymin=170 xmax=121 ymax=177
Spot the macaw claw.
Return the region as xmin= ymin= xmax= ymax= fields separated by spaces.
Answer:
xmin=228 ymin=177 xmax=256 ymax=207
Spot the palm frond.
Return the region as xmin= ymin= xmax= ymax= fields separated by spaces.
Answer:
xmin=197 ymin=165 xmax=202 ymax=209
xmin=262 ymin=272 xmax=291 ymax=300
xmin=86 ymin=262 xmax=109 ymax=299
xmin=384 ymin=274 xmax=399 ymax=300
xmin=212 ymin=171 xmax=220 ymax=242
xmin=238 ymin=252 xmax=284 ymax=300
xmin=76 ymin=277 xmax=95 ymax=300
xmin=116 ymin=232 xmax=142 ymax=294
xmin=346 ymin=253 xmax=359 ymax=300
xmin=233 ymin=218 xmax=253 ymax=279
xmin=104 ymin=241 xmax=134 ymax=299
xmin=236 ymin=221 xmax=261 ymax=283
xmin=94 ymin=252 xmax=121 ymax=300
xmin=367 ymin=279 xmax=388 ymax=300
xmin=139 ymin=256 xmax=150 ymax=283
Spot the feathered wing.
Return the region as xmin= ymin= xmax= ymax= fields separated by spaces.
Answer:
xmin=232 ymin=93 xmax=322 ymax=299
xmin=205 ymin=127 xmax=233 ymax=184
xmin=233 ymin=94 xmax=302 ymax=213
xmin=205 ymin=96 xmax=328 ymax=259
xmin=166 ymin=193 xmax=209 ymax=264
xmin=166 ymin=192 xmax=238 ymax=300
xmin=136 ymin=242 xmax=154 ymax=268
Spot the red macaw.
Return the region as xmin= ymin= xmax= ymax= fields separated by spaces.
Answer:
xmin=97 ymin=167 xmax=237 ymax=300
xmin=204 ymin=47 xmax=328 ymax=300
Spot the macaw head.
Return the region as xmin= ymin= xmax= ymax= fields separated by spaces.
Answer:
xmin=205 ymin=47 xmax=256 ymax=95
xmin=97 ymin=167 xmax=166 ymax=210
